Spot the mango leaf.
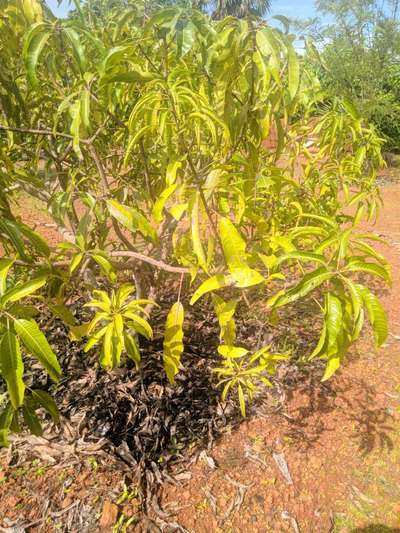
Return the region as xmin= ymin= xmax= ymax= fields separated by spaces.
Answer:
xmin=344 ymin=260 xmax=391 ymax=286
xmin=326 ymin=293 xmax=342 ymax=356
xmin=0 ymin=402 xmax=14 ymax=447
xmin=0 ymin=331 xmax=25 ymax=409
xmin=166 ymin=160 xmax=182 ymax=186
xmin=124 ymin=333 xmax=141 ymax=369
xmin=190 ymin=192 xmax=207 ymax=271
xmin=212 ymin=295 xmax=237 ymax=345
xmin=48 ymin=304 xmax=76 ymax=326
xmin=309 ymin=322 xmax=327 ymax=359
xmin=19 ymin=225 xmax=50 ymax=257
xmin=22 ymin=404 xmax=42 ymax=436
xmin=152 ymin=183 xmax=177 ymax=223
xmin=237 ymin=383 xmax=246 ymax=417
xmin=0 ymin=219 xmax=26 ymax=259
xmin=63 ymin=26 xmax=87 ymax=74
xmin=218 ymin=345 xmax=248 ymax=358
xmin=107 ymin=200 xmax=157 ymax=243
xmin=70 ymin=99 xmax=83 ymax=160
xmin=80 ymin=87 xmax=91 ymax=131
xmin=1 ymin=276 xmax=46 ymax=306
xmin=99 ymin=323 xmax=115 ymax=369
xmin=190 ymin=274 xmax=234 ymax=305
xmin=163 ymin=302 xmax=184 ymax=384
xmin=101 ymin=68 xmax=158 ymax=84
xmin=357 ymin=285 xmax=388 ymax=346
xmin=91 ymin=253 xmax=116 ymax=282
xmin=32 ymin=389 xmax=60 ymax=423
xmin=69 ymin=252 xmax=83 ymax=274
xmin=219 ymin=217 xmax=247 ymax=271
xmin=270 ymin=267 xmax=332 ymax=308
xmin=276 ymin=251 xmax=327 ymax=266
xmin=287 ymin=42 xmax=300 ymax=100
xmin=69 ymin=322 xmax=90 ymax=341
xmin=230 ymin=268 xmax=265 ymax=288
xmin=23 ymin=23 xmax=51 ymax=86
xmin=0 ymin=258 xmax=14 ymax=296
xmin=14 ymin=319 xmax=61 ymax=382
xmin=322 ymin=356 xmax=341 ymax=382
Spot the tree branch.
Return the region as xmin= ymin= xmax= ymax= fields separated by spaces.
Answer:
xmin=111 ymin=251 xmax=189 ymax=274
xmin=0 ymin=124 xmax=89 ymax=144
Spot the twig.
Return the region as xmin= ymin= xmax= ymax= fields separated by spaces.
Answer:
xmin=0 ymin=124 xmax=88 ymax=144
xmin=111 ymin=251 xmax=189 ymax=274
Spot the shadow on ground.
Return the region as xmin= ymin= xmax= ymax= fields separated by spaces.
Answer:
xmin=279 ymin=367 xmax=395 ymax=455
xmin=351 ymin=526 xmax=400 ymax=533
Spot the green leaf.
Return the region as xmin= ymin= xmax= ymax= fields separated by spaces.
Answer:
xmin=63 ymin=26 xmax=87 ymax=74
xmin=357 ymin=285 xmax=388 ymax=347
xmin=190 ymin=192 xmax=207 ymax=272
xmin=230 ymin=268 xmax=265 ymax=288
xmin=101 ymin=68 xmax=158 ymax=84
xmin=270 ymin=267 xmax=332 ymax=308
xmin=69 ymin=252 xmax=84 ymax=274
xmin=80 ymin=88 xmax=91 ymax=130
xmin=19 ymin=225 xmax=51 ymax=257
xmin=70 ymin=99 xmax=83 ymax=160
xmin=212 ymin=295 xmax=237 ymax=345
xmin=1 ymin=276 xmax=46 ymax=306
xmin=166 ymin=160 xmax=182 ymax=186
xmin=48 ymin=304 xmax=76 ymax=326
xmin=99 ymin=322 xmax=114 ymax=369
xmin=69 ymin=322 xmax=90 ymax=341
xmin=23 ymin=23 xmax=51 ymax=86
xmin=107 ymin=200 xmax=157 ymax=243
xmin=276 ymin=251 xmax=327 ymax=267
xmin=163 ymin=302 xmax=184 ymax=384
xmin=123 ymin=311 xmax=153 ymax=339
xmin=344 ymin=260 xmax=391 ymax=285
xmin=32 ymin=389 xmax=60 ymax=423
xmin=152 ymin=184 xmax=177 ymax=223
xmin=309 ymin=322 xmax=327 ymax=359
xmin=22 ymin=404 xmax=43 ymax=436
xmin=0 ymin=219 xmax=26 ymax=259
xmin=0 ymin=258 xmax=14 ymax=296
xmin=287 ymin=42 xmax=300 ymax=100
xmin=190 ymin=274 xmax=234 ymax=305
xmin=14 ymin=319 xmax=61 ymax=382
xmin=322 ymin=356 xmax=341 ymax=382
xmin=0 ymin=402 xmax=14 ymax=447
xmin=238 ymin=382 xmax=246 ymax=417
xmin=124 ymin=333 xmax=141 ymax=368
xmin=219 ymin=217 xmax=247 ymax=271
xmin=123 ymin=125 xmax=153 ymax=167
xmin=0 ymin=332 xmax=25 ymax=409
xmin=91 ymin=254 xmax=116 ymax=282
xmin=218 ymin=345 xmax=248 ymax=358
xmin=326 ymin=293 xmax=342 ymax=356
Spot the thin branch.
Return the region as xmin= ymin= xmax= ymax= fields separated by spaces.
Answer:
xmin=0 ymin=124 xmax=89 ymax=144
xmin=111 ymin=251 xmax=189 ymax=274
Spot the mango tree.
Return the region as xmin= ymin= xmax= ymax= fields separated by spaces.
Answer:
xmin=0 ymin=0 xmax=389 ymax=443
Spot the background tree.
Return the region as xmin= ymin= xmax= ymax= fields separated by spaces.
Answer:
xmin=211 ymin=0 xmax=271 ymax=19
xmin=296 ymin=0 xmax=400 ymax=152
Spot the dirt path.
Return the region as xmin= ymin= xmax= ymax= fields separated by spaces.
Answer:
xmin=1 ymin=181 xmax=400 ymax=532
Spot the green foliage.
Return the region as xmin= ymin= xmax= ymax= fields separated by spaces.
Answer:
xmin=84 ymin=285 xmax=154 ymax=369
xmin=298 ymin=0 xmax=400 ymax=151
xmin=0 ymin=262 xmax=61 ymax=444
xmin=0 ymin=0 xmax=390 ymax=441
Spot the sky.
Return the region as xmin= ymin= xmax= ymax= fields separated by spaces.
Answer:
xmin=45 ymin=0 xmax=319 ymax=20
